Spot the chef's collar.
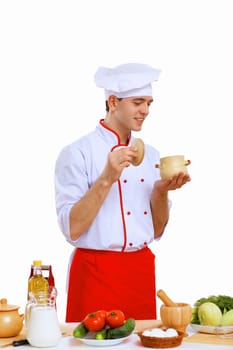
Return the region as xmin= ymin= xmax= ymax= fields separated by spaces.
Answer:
xmin=98 ymin=119 xmax=131 ymax=147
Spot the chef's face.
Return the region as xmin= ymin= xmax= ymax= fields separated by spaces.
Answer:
xmin=115 ymin=96 xmax=153 ymax=132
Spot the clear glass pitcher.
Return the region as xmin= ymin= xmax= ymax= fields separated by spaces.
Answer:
xmin=25 ymin=287 xmax=61 ymax=347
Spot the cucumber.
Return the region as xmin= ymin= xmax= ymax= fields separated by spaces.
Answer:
xmin=107 ymin=318 xmax=136 ymax=339
xmin=95 ymin=328 xmax=108 ymax=340
xmin=73 ymin=322 xmax=88 ymax=338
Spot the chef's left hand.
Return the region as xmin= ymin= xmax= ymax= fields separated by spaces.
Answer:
xmin=155 ymin=172 xmax=191 ymax=192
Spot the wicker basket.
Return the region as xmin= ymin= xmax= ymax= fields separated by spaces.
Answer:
xmin=138 ymin=330 xmax=185 ymax=348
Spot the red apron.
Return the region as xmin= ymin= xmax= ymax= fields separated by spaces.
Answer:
xmin=66 ymin=247 xmax=156 ymax=322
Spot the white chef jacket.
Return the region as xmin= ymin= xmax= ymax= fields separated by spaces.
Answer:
xmin=55 ymin=119 xmax=164 ymax=252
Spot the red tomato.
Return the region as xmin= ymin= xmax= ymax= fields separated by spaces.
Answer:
xmin=84 ymin=312 xmax=106 ymax=332
xmin=96 ymin=310 xmax=107 ymax=323
xmin=106 ymin=310 xmax=125 ymax=328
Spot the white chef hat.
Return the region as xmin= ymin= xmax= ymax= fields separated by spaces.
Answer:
xmin=94 ymin=63 xmax=161 ymax=99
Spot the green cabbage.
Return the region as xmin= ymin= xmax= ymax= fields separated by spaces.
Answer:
xmin=191 ymin=295 xmax=233 ymax=325
xmin=198 ymin=302 xmax=222 ymax=326
xmin=221 ymin=309 xmax=233 ymax=326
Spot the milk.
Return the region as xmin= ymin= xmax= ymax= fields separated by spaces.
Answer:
xmin=27 ymin=306 xmax=61 ymax=347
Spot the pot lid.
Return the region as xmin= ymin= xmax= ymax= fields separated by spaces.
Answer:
xmin=0 ymin=298 xmax=19 ymax=311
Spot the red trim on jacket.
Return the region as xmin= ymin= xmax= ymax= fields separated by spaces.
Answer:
xmin=118 ymin=180 xmax=127 ymax=252
xmin=99 ymin=118 xmax=131 ymax=251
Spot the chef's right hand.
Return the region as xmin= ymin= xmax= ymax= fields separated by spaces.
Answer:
xmin=101 ymin=147 xmax=138 ymax=184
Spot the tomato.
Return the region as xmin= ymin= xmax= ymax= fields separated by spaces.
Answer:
xmin=96 ymin=310 xmax=107 ymax=322
xmin=84 ymin=312 xmax=106 ymax=332
xmin=106 ymin=310 xmax=125 ymax=328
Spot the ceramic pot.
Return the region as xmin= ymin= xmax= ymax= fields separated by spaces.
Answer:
xmin=0 ymin=298 xmax=24 ymax=337
xmin=155 ymin=155 xmax=191 ymax=180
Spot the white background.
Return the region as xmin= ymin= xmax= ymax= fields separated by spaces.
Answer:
xmin=1 ymin=0 xmax=232 ymax=322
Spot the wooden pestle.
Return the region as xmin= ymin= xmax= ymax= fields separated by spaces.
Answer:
xmin=157 ymin=289 xmax=178 ymax=307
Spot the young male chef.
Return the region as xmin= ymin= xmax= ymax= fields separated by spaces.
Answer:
xmin=55 ymin=63 xmax=191 ymax=321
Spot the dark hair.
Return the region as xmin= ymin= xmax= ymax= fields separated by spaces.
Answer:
xmin=105 ymin=98 xmax=122 ymax=112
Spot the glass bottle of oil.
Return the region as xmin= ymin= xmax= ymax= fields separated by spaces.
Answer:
xmin=28 ymin=260 xmax=48 ymax=300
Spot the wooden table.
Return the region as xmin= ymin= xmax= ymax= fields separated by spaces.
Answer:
xmin=1 ymin=320 xmax=233 ymax=349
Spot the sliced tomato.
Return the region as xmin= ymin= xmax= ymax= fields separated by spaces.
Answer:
xmin=106 ymin=309 xmax=125 ymax=328
xmin=84 ymin=312 xmax=106 ymax=332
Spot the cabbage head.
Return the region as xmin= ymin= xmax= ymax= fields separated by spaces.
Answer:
xmin=198 ymin=302 xmax=222 ymax=326
xmin=221 ymin=309 xmax=233 ymax=326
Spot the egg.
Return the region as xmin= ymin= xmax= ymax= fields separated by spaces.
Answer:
xmin=143 ymin=328 xmax=166 ymax=337
xmin=165 ymin=328 xmax=178 ymax=337
xmin=142 ymin=327 xmax=178 ymax=338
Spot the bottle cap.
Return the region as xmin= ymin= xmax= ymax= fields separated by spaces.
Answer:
xmin=33 ymin=260 xmax=42 ymax=266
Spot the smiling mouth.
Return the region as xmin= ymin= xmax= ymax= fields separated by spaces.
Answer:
xmin=135 ymin=118 xmax=145 ymax=124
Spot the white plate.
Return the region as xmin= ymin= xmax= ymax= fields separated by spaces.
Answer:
xmin=190 ymin=323 xmax=233 ymax=334
xmin=77 ymin=335 xmax=130 ymax=347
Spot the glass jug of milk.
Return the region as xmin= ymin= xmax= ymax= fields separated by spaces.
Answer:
xmin=25 ymin=287 xmax=61 ymax=347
